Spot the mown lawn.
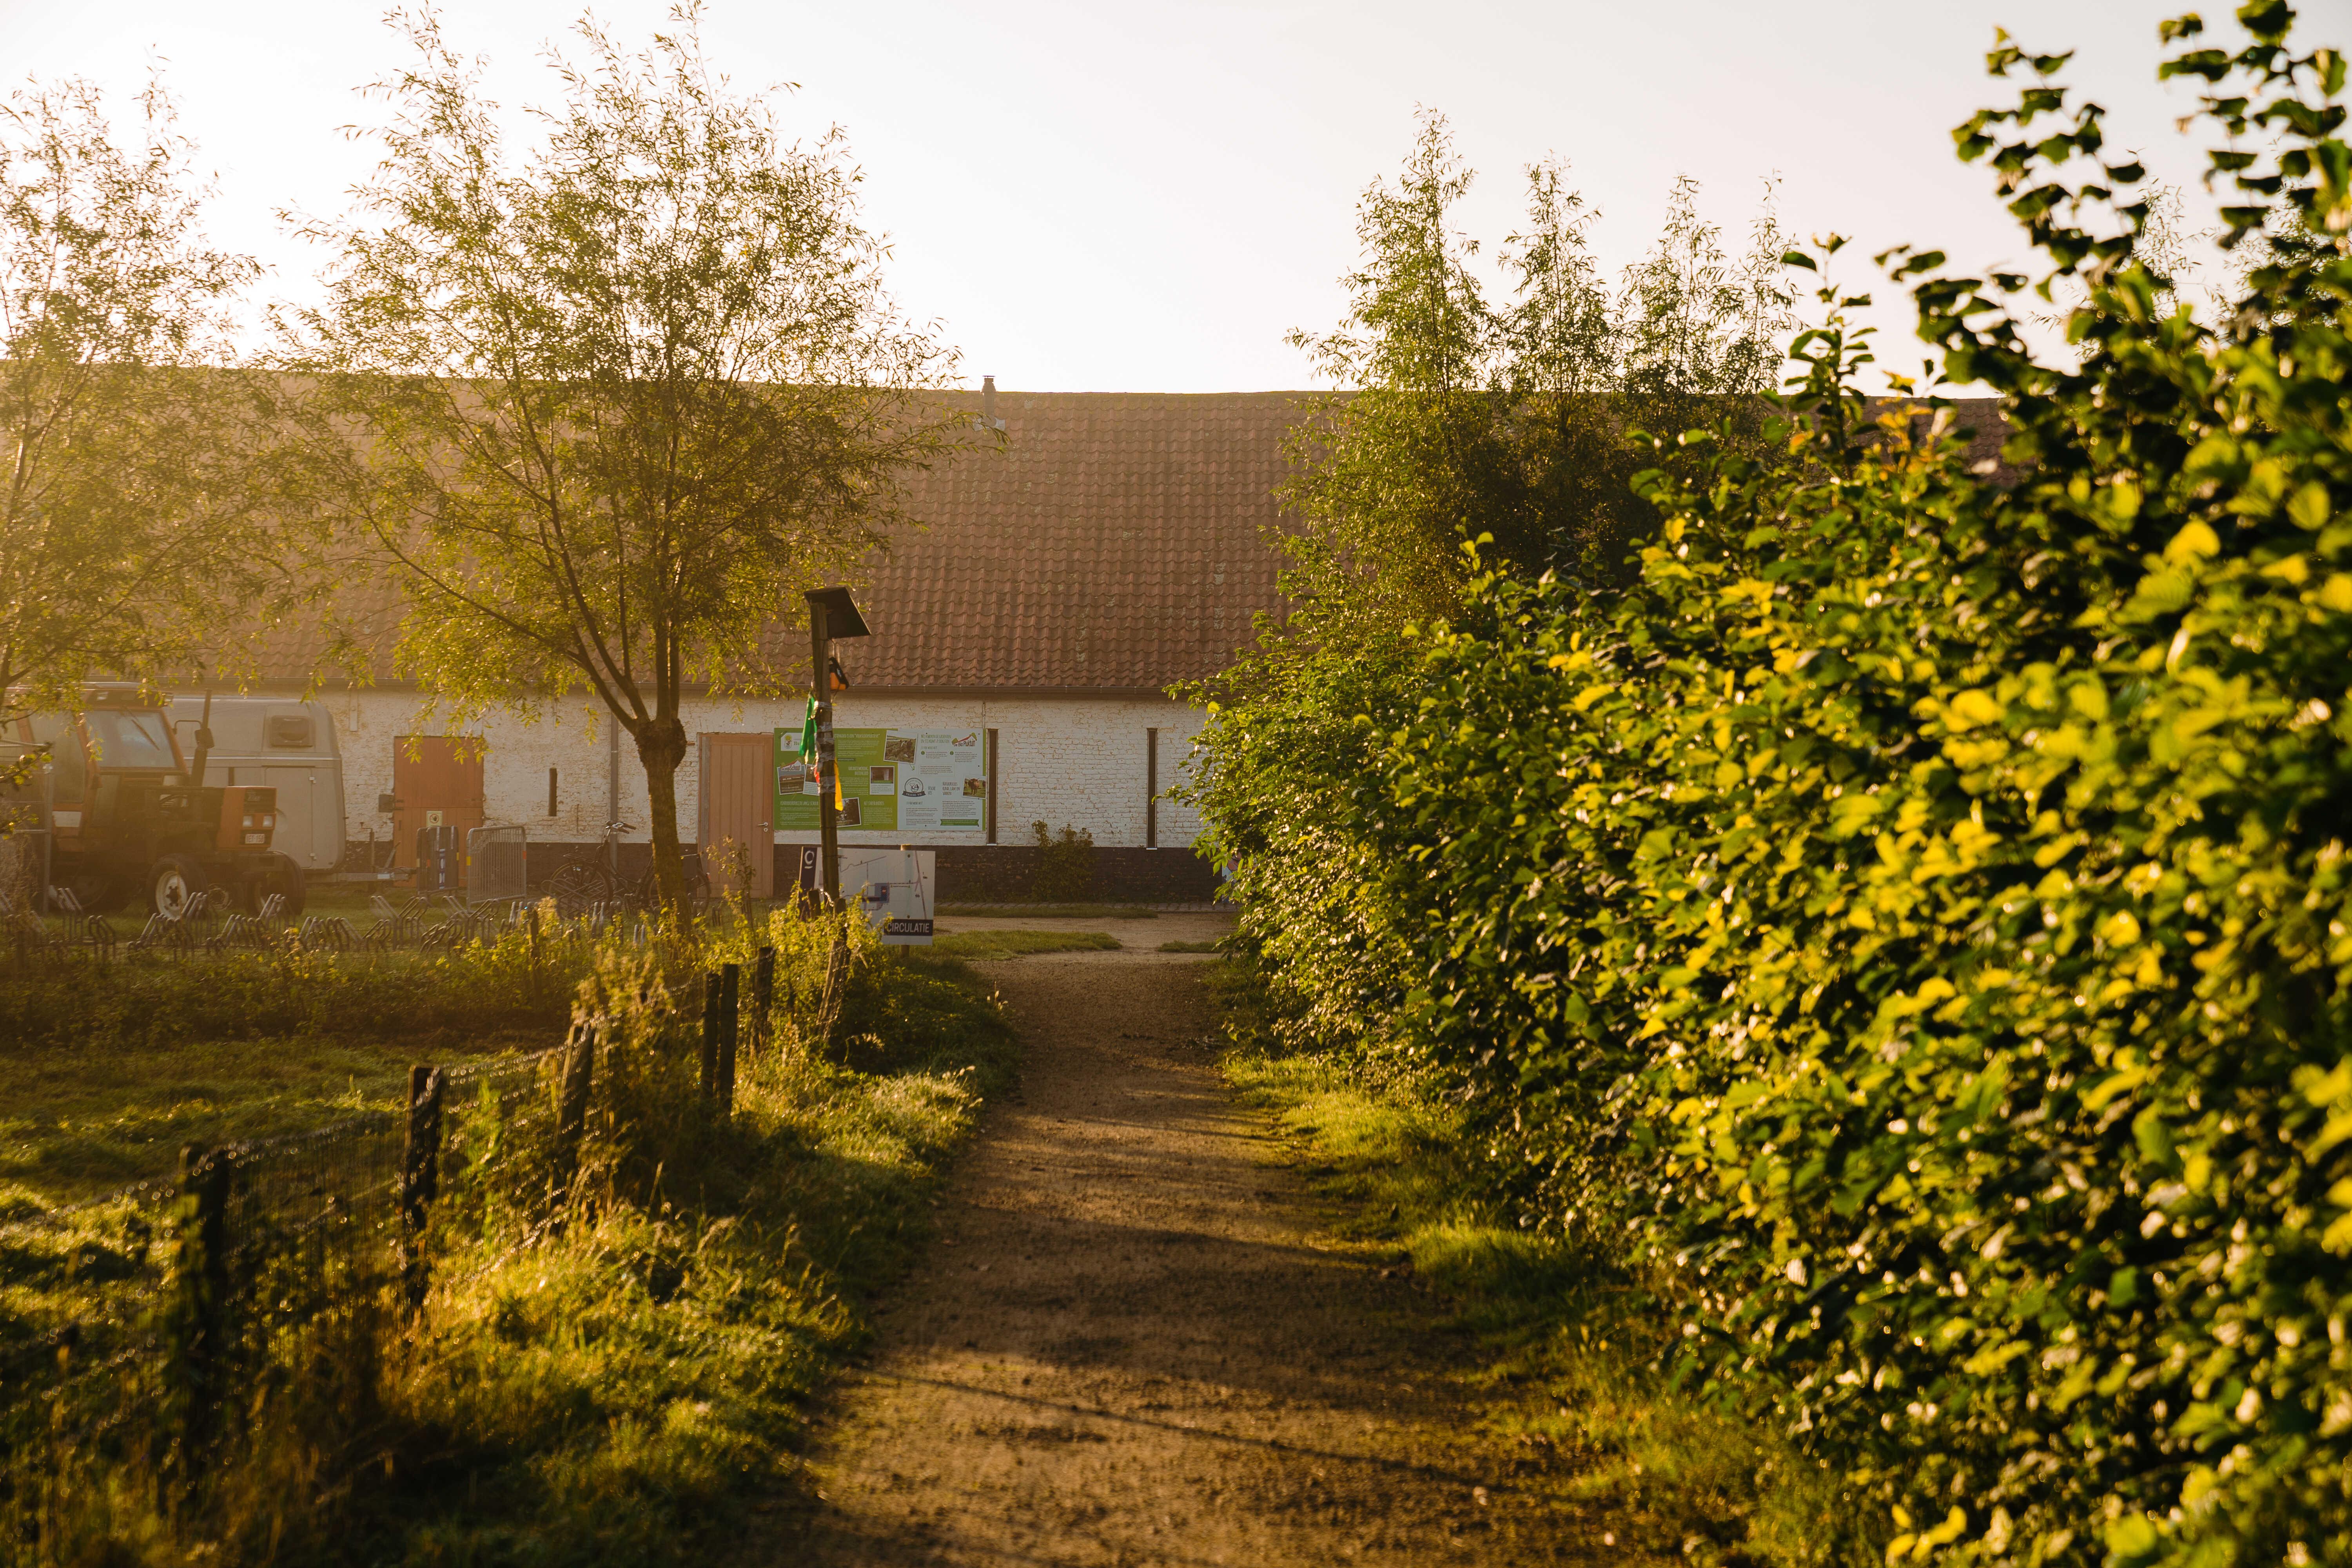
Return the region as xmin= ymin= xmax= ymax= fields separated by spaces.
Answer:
xmin=0 ymin=1029 xmax=521 ymax=1200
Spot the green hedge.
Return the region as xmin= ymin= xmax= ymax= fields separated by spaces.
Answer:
xmin=1190 ymin=12 xmax=2352 ymax=1563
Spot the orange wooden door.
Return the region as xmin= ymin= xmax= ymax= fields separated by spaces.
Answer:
xmin=392 ymin=736 xmax=487 ymax=873
xmin=698 ymin=733 xmax=773 ymax=898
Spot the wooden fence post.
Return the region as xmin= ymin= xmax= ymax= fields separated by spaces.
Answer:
xmin=172 ymin=1142 xmax=232 ymax=1471
xmin=527 ymin=905 xmax=542 ymax=990
xmin=550 ymin=1016 xmax=596 ymax=1227
xmin=699 ymin=972 xmax=720 ymax=1105
xmin=752 ymin=945 xmax=775 ymax=1054
xmin=399 ymin=1065 xmax=443 ymax=1315
xmin=717 ymin=962 xmax=740 ymax=1114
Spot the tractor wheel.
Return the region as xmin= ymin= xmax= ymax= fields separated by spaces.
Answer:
xmin=149 ymin=855 xmax=208 ymax=920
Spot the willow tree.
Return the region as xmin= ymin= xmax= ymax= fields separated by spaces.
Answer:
xmin=0 ymin=76 xmax=290 ymax=734
xmin=287 ymin=7 xmax=957 ymax=904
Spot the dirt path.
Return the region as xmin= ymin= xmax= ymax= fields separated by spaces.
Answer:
xmin=763 ymin=947 xmax=1595 ymax=1566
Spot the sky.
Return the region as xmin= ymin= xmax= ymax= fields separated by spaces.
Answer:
xmin=4 ymin=0 xmax=2345 ymax=392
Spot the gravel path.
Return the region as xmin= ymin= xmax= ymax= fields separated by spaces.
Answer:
xmin=760 ymin=944 xmax=1592 ymax=1566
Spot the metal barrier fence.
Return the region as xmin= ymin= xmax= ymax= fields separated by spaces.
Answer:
xmin=0 ymin=942 xmax=778 ymax=1565
xmin=465 ymin=824 xmax=529 ymax=906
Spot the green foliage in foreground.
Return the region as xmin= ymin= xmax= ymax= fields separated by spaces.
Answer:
xmin=1191 ymin=12 xmax=2352 ymax=1565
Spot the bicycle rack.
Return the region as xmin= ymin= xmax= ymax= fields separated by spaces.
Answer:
xmin=129 ymin=911 xmax=200 ymax=956
xmin=45 ymin=887 xmax=116 ymax=953
xmin=296 ymin=915 xmax=360 ymax=953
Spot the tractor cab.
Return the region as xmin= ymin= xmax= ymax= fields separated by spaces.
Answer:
xmin=9 ymin=691 xmax=296 ymax=916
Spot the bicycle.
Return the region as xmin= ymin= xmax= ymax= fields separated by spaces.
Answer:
xmin=544 ymin=822 xmax=710 ymax=917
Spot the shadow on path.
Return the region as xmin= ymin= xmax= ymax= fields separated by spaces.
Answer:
xmin=752 ymin=957 xmax=1601 ymax=1566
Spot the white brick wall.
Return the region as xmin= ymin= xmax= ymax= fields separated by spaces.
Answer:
xmin=323 ymin=690 xmax=1205 ymax=853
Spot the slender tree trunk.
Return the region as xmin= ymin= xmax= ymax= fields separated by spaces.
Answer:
xmin=633 ymin=713 xmax=690 ymax=914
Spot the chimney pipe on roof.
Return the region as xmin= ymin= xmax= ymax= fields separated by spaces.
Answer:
xmin=983 ymin=374 xmax=996 ymax=425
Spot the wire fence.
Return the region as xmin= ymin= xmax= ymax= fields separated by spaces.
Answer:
xmin=0 ymin=942 xmax=780 ymax=1567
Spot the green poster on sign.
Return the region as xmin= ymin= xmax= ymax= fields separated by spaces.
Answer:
xmin=774 ymin=725 xmax=989 ymax=834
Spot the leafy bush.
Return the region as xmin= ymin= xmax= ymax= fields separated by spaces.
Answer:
xmin=1193 ymin=10 xmax=2352 ymax=1564
xmin=1029 ymin=821 xmax=1097 ymax=902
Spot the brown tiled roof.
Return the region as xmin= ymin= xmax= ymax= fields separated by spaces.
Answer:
xmin=247 ymin=390 xmax=2016 ymax=695
xmin=259 ymin=388 xmax=1309 ymax=695
xmin=830 ymin=390 xmax=1305 ymax=692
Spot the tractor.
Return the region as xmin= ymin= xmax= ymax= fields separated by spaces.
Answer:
xmin=3 ymin=689 xmax=304 ymax=917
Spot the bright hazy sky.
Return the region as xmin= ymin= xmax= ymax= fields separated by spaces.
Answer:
xmin=4 ymin=0 xmax=2341 ymax=391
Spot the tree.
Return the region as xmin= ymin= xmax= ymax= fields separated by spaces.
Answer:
xmin=1279 ymin=110 xmax=1512 ymax=634
xmin=286 ymin=6 xmax=959 ymax=906
xmin=1270 ymin=115 xmax=1794 ymax=655
xmin=1184 ymin=124 xmax=1795 ymax=1055
xmin=1493 ymin=158 xmax=1628 ymax=574
xmin=0 ymin=75 xmax=292 ymax=735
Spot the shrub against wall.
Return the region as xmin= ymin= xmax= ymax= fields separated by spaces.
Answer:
xmin=1194 ymin=10 xmax=2352 ymax=1564
xmin=1029 ymin=821 xmax=1097 ymax=903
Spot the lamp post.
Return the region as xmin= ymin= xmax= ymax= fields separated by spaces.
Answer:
xmin=804 ymin=586 xmax=869 ymax=906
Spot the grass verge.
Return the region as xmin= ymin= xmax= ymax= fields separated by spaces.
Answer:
xmin=929 ymin=929 xmax=1119 ymax=960
xmin=933 ymin=904 xmax=1162 ymax=918
xmin=1204 ymin=959 xmax=1858 ymax=1568
xmin=0 ymin=914 xmax=1020 ymax=1567
xmin=379 ymin=942 xmax=1018 ymax=1566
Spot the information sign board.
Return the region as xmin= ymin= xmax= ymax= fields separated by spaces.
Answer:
xmin=841 ymin=847 xmax=935 ymax=945
xmin=774 ymin=725 xmax=988 ymax=834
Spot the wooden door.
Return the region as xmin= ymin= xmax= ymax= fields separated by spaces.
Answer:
xmin=391 ymin=736 xmax=486 ymax=873
xmin=698 ymin=732 xmax=773 ymax=898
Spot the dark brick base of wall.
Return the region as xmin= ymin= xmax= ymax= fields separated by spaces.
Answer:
xmin=506 ymin=840 xmax=1218 ymax=904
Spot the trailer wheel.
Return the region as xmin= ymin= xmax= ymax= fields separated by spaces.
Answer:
xmin=264 ymin=853 xmax=307 ymax=917
xmin=149 ymin=855 xmax=208 ymax=920
xmin=63 ymin=872 xmax=125 ymax=916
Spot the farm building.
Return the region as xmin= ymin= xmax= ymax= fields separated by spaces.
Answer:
xmin=209 ymin=388 xmax=2013 ymax=904
xmin=244 ymin=385 xmax=1305 ymax=904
